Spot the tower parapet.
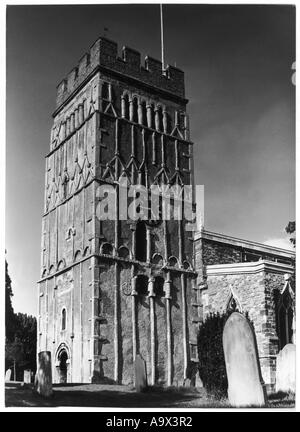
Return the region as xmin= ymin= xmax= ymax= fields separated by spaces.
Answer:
xmin=56 ymin=37 xmax=185 ymax=110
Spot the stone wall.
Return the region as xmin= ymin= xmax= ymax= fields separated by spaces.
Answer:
xmin=199 ymin=263 xmax=294 ymax=391
xmin=38 ymin=258 xmax=93 ymax=383
xmin=38 ymin=35 xmax=197 ymax=386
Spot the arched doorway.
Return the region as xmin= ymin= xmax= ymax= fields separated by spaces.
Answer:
xmin=58 ymin=350 xmax=68 ymax=383
xmin=56 ymin=344 xmax=70 ymax=384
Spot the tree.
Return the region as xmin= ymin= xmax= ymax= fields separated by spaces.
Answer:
xmin=5 ymin=337 xmax=23 ymax=381
xmin=285 ymin=221 xmax=295 ymax=247
xmin=5 ymin=258 xmax=37 ymax=380
xmin=197 ymin=312 xmax=228 ymax=398
xmin=5 ymin=259 xmax=16 ymax=342
xmin=15 ymin=313 xmax=37 ymax=372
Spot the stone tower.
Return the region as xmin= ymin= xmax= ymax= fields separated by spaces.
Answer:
xmin=38 ymin=37 xmax=199 ymax=385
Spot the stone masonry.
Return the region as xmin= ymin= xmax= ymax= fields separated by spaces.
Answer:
xmin=194 ymin=229 xmax=295 ymax=392
xmin=37 ymin=37 xmax=198 ymax=385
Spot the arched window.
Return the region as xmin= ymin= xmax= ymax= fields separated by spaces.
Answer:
xmin=61 ymin=308 xmax=67 ymax=331
xmin=130 ymin=97 xmax=138 ymax=123
xmin=155 ymin=106 xmax=163 ymax=131
xmin=136 ymin=275 xmax=149 ymax=296
xmin=102 ymin=81 xmax=110 ymax=101
xmin=121 ymin=93 xmax=129 ymax=119
xmin=135 ymin=221 xmax=147 ymax=262
xmin=154 ymin=276 xmax=165 ymax=297
xmin=162 ymin=109 xmax=170 ymax=134
xmin=138 ymin=100 xmax=147 ymax=126
xmin=147 ymin=103 xmax=155 ymax=129
xmin=277 ymin=288 xmax=294 ymax=349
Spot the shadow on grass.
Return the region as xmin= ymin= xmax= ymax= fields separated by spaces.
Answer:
xmin=5 ymin=383 xmax=206 ymax=408
xmin=266 ymin=391 xmax=295 ymax=408
xmin=5 ymin=383 xmax=295 ymax=409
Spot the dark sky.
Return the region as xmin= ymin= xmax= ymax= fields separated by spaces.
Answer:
xmin=6 ymin=4 xmax=295 ymax=315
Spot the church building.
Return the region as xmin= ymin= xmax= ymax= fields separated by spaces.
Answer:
xmin=37 ymin=36 xmax=295 ymax=392
xmin=37 ymin=36 xmax=198 ymax=385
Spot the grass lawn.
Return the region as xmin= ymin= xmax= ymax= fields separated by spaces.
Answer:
xmin=5 ymin=382 xmax=295 ymax=409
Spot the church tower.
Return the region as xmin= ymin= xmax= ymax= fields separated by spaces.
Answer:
xmin=38 ymin=37 xmax=199 ymax=385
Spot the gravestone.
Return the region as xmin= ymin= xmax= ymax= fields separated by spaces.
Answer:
xmin=35 ymin=351 xmax=53 ymax=397
xmin=135 ymin=354 xmax=147 ymax=392
xmin=195 ymin=373 xmax=203 ymax=388
xmin=23 ymin=369 xmax=31 ymax=384
xmin=5 ymin=369 xmax=11 ymax=382
xmin=223 ymin=312 xmax=266 ymax=407
xmin=183 ymin=378 xmax=191 ymax=387
xmin=276 ymin=343 xmax=296 ymax=393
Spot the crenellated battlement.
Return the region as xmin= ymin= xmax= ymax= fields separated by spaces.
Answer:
xmin=55 ymin=37 xmax=185 ymax=110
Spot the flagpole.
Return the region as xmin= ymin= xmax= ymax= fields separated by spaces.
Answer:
xmin=160 ymin=4 xmax=165 ymax=71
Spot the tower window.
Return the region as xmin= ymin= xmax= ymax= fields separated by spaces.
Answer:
xmin=102 ymin=82 xmax=110 ymax=100
xmin=147 ymin=104 xmax=155 ymax=129
xmin=122 ymin=93 xmax=129 ymax=119
xmin=135 ymin=221 xmax=147 ymax=262
xmin=61 ymin=308 xmax=67 ymax=331
xmin=139 ymin=100 xmax=147 ymax=126
xmin=155 ymin=106 xmax=163 ymax=132
xmin=131 ymin=97 xmax=138 ymax=123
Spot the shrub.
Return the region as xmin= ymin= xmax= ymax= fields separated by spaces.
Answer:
xmin=197 ymin=312 xmax=229 ymax=398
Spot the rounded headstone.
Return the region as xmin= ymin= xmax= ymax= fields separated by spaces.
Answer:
xmin=223 ymin=312 xmax=266 ymax=407
xmin=276 ymin=343 xmax=296 ymax=393
xmin=23 ymin=369 xmax=32 ymax=384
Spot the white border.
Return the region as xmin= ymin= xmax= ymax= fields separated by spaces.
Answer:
xmin=1 ymin=0 xmax=298 ymax=413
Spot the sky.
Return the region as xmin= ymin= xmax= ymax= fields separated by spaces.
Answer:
xmin=6 ymin=4 xmax=295 ymax=316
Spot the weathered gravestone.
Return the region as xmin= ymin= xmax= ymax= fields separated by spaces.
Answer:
xmin=223 ymin=312 xmax=266 ymax=407
xmin=23 ymin=369 xmax=31 ymax=384
xmin=183 ymin=378 xmax=191 ymax=387
xmin=35 ymin=351 xmax=53 ymax=397
xmin=135 ymin=354 xmax=147 ymax=392
xmin=5 ymin=369 xmax=12 ymax=382
xmin=276 ymin=343 xmax=296 ymax=393
xmin=195 ymin=373 xmax=203 ymax=388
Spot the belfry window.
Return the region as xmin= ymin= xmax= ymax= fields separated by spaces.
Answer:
xmin=147 ymin=104 xmax=155 ymax=129
xmin=61 ymin=308 xmax=67 ymax=331
xmin=135 ymin=221 xmax=147 ymax=262
xmin=131 ymin=97 xmax=138 ymax=123
xmin=155 ymin=106 xmax=163 ymax=132
xmin=138 ymin=100 xmax=147 ymax=126
xmin=121 ymin=93 xmax=129 ymax=119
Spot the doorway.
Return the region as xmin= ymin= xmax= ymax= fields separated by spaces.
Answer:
xmin=58 ymin=349 xmax=68 ymax=384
